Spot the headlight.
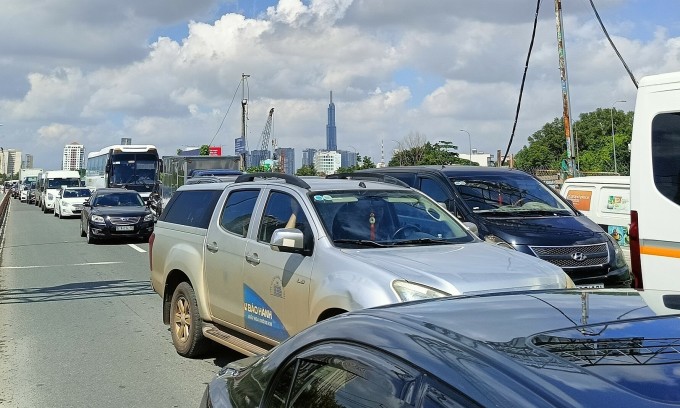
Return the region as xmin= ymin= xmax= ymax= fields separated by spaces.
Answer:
xmin=91 ymin=214 xmax=105 ymax=223
xmin=392 ymin=280 xmax=454 ymax=302
xmin=62 ymin=201 xmax=70 ymax=207
xmin=612 ymin=241 xmax=627 ymax=268
xmin=143 ymin=214 xmax=154 ymax=222
xmin=484 ymin=235 xmax=515 ymax=249
xmin=47 ymin=193 xmax=54 ymax=200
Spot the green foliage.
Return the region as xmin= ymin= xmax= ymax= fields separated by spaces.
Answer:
xmin=199 ymin=145 xmax=210 ymax=156
xmin=514 ymin=108 xmax=633 ymax=175
xmin=388 ymin=140 xmax=475 ymax=166
xmin=246 ymin=165 xmax=270 ymax=173
xmin=295 ymin=164 xmax=317 ymax=176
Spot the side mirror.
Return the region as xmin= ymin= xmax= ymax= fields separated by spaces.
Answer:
xmin=463 ymin=222 xmax=479 ymax=237
xmin=270 ymin=228 xmax=305 ymax=253
xmin=83 ymin=200 xmax=90 ymax=207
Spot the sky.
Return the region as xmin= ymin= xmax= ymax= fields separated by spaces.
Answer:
xmin=1 ymin=0 xmax=679 ymax=170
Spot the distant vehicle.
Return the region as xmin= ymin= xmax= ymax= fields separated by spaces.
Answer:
xmin=364 ymin=166 xmax=632 ymax=288
xmin=80 ymin=188 xmax=154 ymax=244
xmin=155 ymin=155 xmax=241 ymax=217
xmin=561 ymin=176 xmax=630 ymax=248
xmin=54 ymin=186 xmax=92 ymax=219
xmin=85 ymin=144 xmax=162 ymax=199
xmin=150 ymin=173 xmax=571 ymax=358
xmin=201 ymin=288 xmax=680 ymax=408
xmin=18 ymin=168 xmax=43 ymax=192
xmin=630 ymin=71 xmax=680 ymax=291
xmin=38 ymin=170 xmax=82 ymax=213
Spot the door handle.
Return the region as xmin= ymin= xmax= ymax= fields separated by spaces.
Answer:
xmin=245 ymin=253 xmax=260 ymax=266
xmin=206 ymin=242 xmax=219 ymax=253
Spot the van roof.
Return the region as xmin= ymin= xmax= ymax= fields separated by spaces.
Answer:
xmin=563 ymin=176 xmax=630 ymax=185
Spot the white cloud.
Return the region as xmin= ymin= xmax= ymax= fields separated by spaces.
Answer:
xmin=0 ymin=0 xmax=679 ymax=169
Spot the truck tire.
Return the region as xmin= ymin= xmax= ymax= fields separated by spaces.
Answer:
xmin=170 ymin=282 xmax=206 ymax=358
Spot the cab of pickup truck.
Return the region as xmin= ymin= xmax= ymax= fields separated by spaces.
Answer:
xmin=150 ymin=172 xmax=572 ymax=358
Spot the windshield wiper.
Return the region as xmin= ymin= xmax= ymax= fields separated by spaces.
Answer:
xmin=392 ymin=238 xmax=451 ymax=246
xmin=333 ymin=239 xmax=390 ymax=247
xmin=481 ymin=209 xmax=569 ymax=217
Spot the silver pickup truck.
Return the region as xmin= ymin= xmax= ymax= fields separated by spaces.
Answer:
xmin=150 ymin=173 xmax=572 ymax=358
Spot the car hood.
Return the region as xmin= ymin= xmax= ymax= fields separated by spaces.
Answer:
xmin=91 ymin=206 xmax=150 ymax=216
xmin=341 ymin=242 xmax=566 ymax=295
xmin=477 ymin=214 xmax=606 ymax=245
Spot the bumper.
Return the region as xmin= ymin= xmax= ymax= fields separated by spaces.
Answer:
xmin=88 ymin=221 xmax=154 ymax=240
xmin=60 ymin=207 xmax=82 ymax=217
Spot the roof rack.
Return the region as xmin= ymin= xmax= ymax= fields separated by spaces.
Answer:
xmin=326 ymin=172 xmax=409 ymax=188
xmin=234 ymin=172 xmax=311 ymax=189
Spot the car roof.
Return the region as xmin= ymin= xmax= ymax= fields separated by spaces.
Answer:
xmin=270 ymin=288 xmax=680 ymax=406
xmin=366 ymin=165 xmax=534 ymax=177
xmin=176 ymin=173 xmax=411 ymax=193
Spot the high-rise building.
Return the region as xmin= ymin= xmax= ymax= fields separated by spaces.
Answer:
xmin=326 ymin=91 xmax=337 ymax=151
xmin=275 ymin=147 xmax=295 ymax=175
xmin=24 ymin=154 xmax=34 ymax=169
xmin=339 ymin=150 xmax=358 ymax=168
xmin=302 ymin=148 xmax=317 ymax=167
xmin=63 ymin=142 xmax=85 ymax=171
xmin=314 ymin=151 xmax=341 ymax=175
xmin=1 ymin=149 xmax=22 ymax=176
xmin=250 ymin=149 xmax=271 ymax=168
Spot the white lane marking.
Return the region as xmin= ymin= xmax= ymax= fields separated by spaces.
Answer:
xmin=128 ymin=244 xmax=146 ymax=253
xmin=0 ymin=261 xmax=124 ymax=270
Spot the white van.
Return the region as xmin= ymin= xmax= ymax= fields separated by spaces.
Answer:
xmin=561 ymin=176 xmax=630 ymax=247
xmin=629 ymin=71 xmax=680 ymax=291
xmin=39 ymin=170 xmax=82 ymax=213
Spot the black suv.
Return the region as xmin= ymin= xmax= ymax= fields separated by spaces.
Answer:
xmin=80 ymin=188 xmax=155 ymax=244
xmin=363 ymin=166 xmax=632 ymax=288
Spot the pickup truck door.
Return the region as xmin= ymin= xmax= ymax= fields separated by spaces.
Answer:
xmin=204 ymin=189 xmax=260 ymax=327
xmin=242 ymin=190 xmax=315 ymax=342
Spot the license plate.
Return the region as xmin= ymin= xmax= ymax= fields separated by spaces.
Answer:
xmin=116 ymin=226 xmax=134 ymax=231
xmin=576 ymin=283 xmax=604 ymax=289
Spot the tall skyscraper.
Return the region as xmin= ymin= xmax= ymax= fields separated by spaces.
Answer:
xmin=63 ymin=142 xmax=85 ymax=171
xmin=275 ymin=147 xmax=295 ymax=175
xmin=326 ymin=91 xmax=337 ymax=151
xmin=24 ymin=154 xmax=34 ymax=169
xmin=302 ymin=148 xmax=317 ymax=167
xmin=1 ymin=149 xmax=22 ymax=175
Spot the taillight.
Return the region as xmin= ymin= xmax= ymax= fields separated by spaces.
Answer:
xmin=629 ymin=210 xmax=643 ymax=289
xmin=149 ymin=232 xmax=155 ymax=271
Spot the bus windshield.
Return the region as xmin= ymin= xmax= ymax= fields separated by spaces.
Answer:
xmin=109 ymin=153 xmax=158 ymax=192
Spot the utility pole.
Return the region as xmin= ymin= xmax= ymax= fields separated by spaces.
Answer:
xmin=554 ymin=0 xmax=576 ymax=177
xmin=240 ymin=73 xmax=250 ymax=170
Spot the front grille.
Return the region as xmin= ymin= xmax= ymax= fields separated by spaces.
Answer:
xmin=109 ymin=216 xmax=141 ymax=225
xmin=529 ymin=243 xmax=609 ymax=268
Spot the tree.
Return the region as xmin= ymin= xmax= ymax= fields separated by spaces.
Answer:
xmin=514 ymin=108 xmax=633 ymax=175
xmin=296 ymin=164 xmax=317 ymax=176
xmin=199 ymin=145 xmax=210 ymax=156
xmin=388 ymin=134 xmax=474 ymax=166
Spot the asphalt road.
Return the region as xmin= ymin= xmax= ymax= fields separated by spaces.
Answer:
xmin=0 ymin=194 xmax=244 ymax=407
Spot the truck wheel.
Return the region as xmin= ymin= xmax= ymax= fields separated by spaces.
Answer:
xmin=170 ymin=282 xmax=206 ymax=357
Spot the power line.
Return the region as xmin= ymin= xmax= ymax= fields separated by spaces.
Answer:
xmin=586 ymin=0 xmax=638 ymax=89
xmin=207 ymin=77 xmax=245 ymax=148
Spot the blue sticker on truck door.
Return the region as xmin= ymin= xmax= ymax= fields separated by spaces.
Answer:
xmin=244 ymin=285 xmax=289 ymax=341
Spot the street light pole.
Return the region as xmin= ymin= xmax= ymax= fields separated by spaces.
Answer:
xmin=459 ymin=130 xmax=471 ymax=161
xmin=611 ymin=100 xmax=626 ymax=174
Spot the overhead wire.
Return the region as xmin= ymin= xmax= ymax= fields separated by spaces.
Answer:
xmin=586 ymin=0 xmax=638 ymax=88
xmin=501 ymin=0 xmax=542 ymax=166
xmin=207 ymin=78 xmax=245 ymax=148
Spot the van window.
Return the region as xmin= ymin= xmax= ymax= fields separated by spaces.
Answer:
xmin=651 ymin=113 xmax=680 ymax=205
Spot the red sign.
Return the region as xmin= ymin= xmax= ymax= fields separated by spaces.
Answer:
xmin=208 ymin=146 xmax=222 ymax=156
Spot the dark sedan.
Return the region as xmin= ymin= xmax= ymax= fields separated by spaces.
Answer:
xmin=80 ymin=188 xmax=154 ymax=243
xmin=202 ymin=288 xmax=680 ymax=407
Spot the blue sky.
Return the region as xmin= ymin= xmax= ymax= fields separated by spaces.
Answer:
xmin=1 ymin=0 xmax=680 ymax=170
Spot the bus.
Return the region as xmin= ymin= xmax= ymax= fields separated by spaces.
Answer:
xmin=629 ymin=71 xmax=680 ymax=291
xmin=86 ymin=145 xmax=162 ymax=199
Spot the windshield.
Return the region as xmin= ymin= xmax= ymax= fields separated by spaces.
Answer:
xmin=311 ymin=189 xmax=475 ymax=247
xmin=47 ymin=178 xmax=81 ymax=188
xmin=63 ymin=189 xmax=91 ymax=198
xmin=449 ymin=173 xmax=574 ymax=216
xmin=110 ymin=153 xmax=158 ymax=192
xmin=93 ymin=192 xmax=144 ymax=207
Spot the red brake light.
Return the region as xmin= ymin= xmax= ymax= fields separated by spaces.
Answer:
xmin=629 ymin=210 xmax=643 ymax=289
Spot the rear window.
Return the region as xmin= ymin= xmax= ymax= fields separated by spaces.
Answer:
xmin=161 ymin=190 xmax=222 ymax=228
xmin=651 ymin=113 xmax=680 ymax=206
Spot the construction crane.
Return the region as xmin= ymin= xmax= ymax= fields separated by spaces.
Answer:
xmin=259 ymin=108 xmax=275 ymax=153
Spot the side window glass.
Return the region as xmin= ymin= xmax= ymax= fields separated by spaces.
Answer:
xmin=161 ymin=190 xmax=222 ymax=228
xmin=266 ymin=346 xmax=417 ymax=408
xmin=258 ymin=191 xmax=310 ymax=244
xmin=220 ymin=189 xmax=259 ymax=237
xmin=420 ymin=178 xmax=448 ymax=203
xmin=652 ymin=112 xmax=680 ymax=206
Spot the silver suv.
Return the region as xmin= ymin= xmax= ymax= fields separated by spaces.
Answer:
xmin=150 ymin=173 xmax=572 ymax=357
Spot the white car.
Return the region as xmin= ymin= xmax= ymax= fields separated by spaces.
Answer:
xmin=54 ymin=187 xmax=92 ymax=219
